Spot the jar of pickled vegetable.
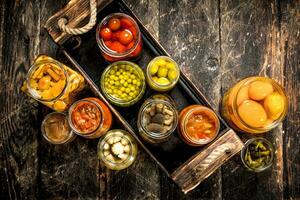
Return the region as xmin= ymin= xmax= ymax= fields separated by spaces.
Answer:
xmin=21 ymin=55 xmax=85 ymax=112
xmin=240 ymin=137 xmax=274 ymax=172
xmin=100 ymin=61 xmax=146 ymax=107
xmin=96 ymin=13 xmax=143 ymax=62
xmin=68 ymin=97 xmax=112 ymax=139
xmin=221 ymin=76 xmax=288 ymax=134
xmin=41 ymin=112 xmax=75 ymax=144
xmin=97 ymin=129 xmax=138 ymax=170
xmin=146 ymin=56 xmax=180 ymax=92
xmin=178 ymin=105 xmax=220 ymax=146
xmin=137 ymin=94 xmax=178 ymax=144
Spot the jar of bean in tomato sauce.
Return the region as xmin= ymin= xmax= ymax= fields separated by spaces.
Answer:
xmin=96 ymin=13 xmax=143 ymax=62
xmin=178 ymin=105 xmax=220 ymax=146
xmin=68 ymin=97 xmax=112 ymax=139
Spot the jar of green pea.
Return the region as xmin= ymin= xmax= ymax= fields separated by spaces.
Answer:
xmin=100 ymin=61 xmax=146 ymax=107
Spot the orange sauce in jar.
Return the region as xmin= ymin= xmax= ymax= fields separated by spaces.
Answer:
xmin=69 ymin=97 xmax=112 ymax=139
xmin=179 ymin=105 xmax=220 ymax=146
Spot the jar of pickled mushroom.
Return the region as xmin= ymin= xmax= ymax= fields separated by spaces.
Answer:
xmin=96 ymin=13 xmax=143 ymax=62
xmin=97 ymin=129 xmax=138 ymax=170
xmin=68 ymin=97 xmax=112 ymax=139
xmin=100 ymin=61 xmax=146 ymax=107
xmin=221 ymin=76 xmax=288 ymax=134
xmin=178 ymin=105 xmax=220 ymax=146
xmin=146 ymin=56 xmax=180 ymax=92
xmin=21 ymin=55 xmax=85 ymax=112
xmin=41 ymin=112 xmax=75 ymax=144
xmin=137 ymin=94 xmax=178 ymax=144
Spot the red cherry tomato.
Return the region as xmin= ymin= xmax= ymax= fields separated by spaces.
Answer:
xmin=110 ymin=41 xmax=126 ymax=53
xmin=104 ymin=41 xmax=113 ymax=49
xmin=119 ymin=30 xmax=133 ymax=45
xmin=108 ymin=18 xmax=120 ymax=31
xmin=126 ymin=41 xmax=135 ymax=50
xmin=120 ymin=18 xmax=134 ymax=28
xmin=111 ymin=31 xmax=120 ymax=41
xmin=100 ymin=27 xmax=112 ymax=40
xmin=130 ymin=42 xmax=142 ymax=57
xmin=128 ymin=27 xmax=137 ymax=38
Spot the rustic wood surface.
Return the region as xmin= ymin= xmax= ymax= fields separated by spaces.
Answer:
xmin=0 ymin=0 xmax=299 ymax=199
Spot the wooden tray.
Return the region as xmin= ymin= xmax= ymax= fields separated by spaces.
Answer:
xmin=45 ymin=0 xmax=244 ymax=193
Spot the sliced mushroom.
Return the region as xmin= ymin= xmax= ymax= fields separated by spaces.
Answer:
xmin=151 ymin=113 xmax=164 ymax=124
xmin=164 ymin=116 xmax=174 ymax=125
xmin=146 ymin=123 xmax=165 ymax=133
xmin=149 ymin=104 xmax=156 ymax=116
xmin=163 ymin=107 xmax=174 ymax=116
xmin=156 ymin=103 xmax=164 ymax=113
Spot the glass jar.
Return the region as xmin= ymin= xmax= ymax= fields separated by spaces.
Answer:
xmin=21 ymin=55 xmax=85 ymax=112
xmin=221 ymin=76 xmax=288 ymax=134
xmin=137 ymin=94 xmax=178 ymax=144
xmin=100 ymin=61 xmax=146 ymax=107
xmin=178 ymin=105 xmax=220 ymax=146
xmin=68 ymin=97 xmax=112 ymax=139
xmin=97 ymin=129 xmax=138 ymax=170
xmin=41 ymin=112 xmax=75 ymax=144
xmin=146 ymin=56 xmax=180 ymax=92
xmin=96 ymin=13 xmax=143 ymax=62
xmin=240 ymin=137 xmax=274 ymax=172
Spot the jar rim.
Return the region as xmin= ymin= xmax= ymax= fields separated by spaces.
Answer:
xmin=26 ymin=59 xmax=69 ymax=102
xmin=96 ymin=13 xmax=141 ymax=57
xmin=181 ymin=106 xmax=220 ymax=145
xmin=100 ymin=61 xmax=146 ymax=106
xmin=98 ymin=129 xmax=137 ymax=167
xmin=240 ymin=137 xmax=274 ymax=172
xmin=41 ymin=112 xmax=75 ymax=144
xmin=139 ymin=99 xmax=178 ymax=139
xmin=146 ymin=56 xmax=180 ymax=90
xmin=232 ymin=76 xmax=288 ymax=132
xmin=68 ymin=99 xmax=104 ymax=136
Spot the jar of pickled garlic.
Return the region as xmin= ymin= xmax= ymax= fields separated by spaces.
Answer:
xmin=97 ymin=129 xmax=138 ymax=170
xmin=137 ymin=94 xmax=178 ymax=144
xmin=178 ymin=105 xmax=220 ymax=146
xmin=68 ymin=97 xmax=112 ymax=139
xmin=221 ymin=76 xmax=288 ymax=134
xmin=100 ymin=61 xmax=146 ymax=107
xmin=21 ymin=55 xmax=85 ymax=112
xmin=96 ymin=13 xmax=143 ymax=62
xmin=146 ymin=56 xmax=180 ymax=92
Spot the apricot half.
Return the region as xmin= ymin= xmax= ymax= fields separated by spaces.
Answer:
xmin=238 ymin=100 xmax=267 ymax=127
xmin=248 ymin=81 xmax=273 ymax=101
xmin=264 ymin=92 xmax=285 ymax=120
xmin=236 ymin=85 xmax=249 ymax=106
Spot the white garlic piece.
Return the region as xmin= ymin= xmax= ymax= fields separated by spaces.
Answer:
xmin=111 ymin=142 xmax=124 ymax=155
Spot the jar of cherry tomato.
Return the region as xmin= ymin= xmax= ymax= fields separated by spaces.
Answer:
xmin=178 ymin=105 xmax=220 ymax=146
xmin=221 ymin=76 xmax=288 ymax=134
xmin=68 ymin=97 xmax=113 ymax=139
xmin=96 ymin=13 xmax=143 ymax=62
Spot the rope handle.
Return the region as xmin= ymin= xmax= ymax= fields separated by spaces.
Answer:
xmin=194 ymin=143 xmax=235 ymax=175
xmin=58 ymin=0 xmax=97 ymax=35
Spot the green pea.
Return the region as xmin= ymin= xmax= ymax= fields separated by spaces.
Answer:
xmin=107 ymin=88 xmax=112 ymax=94
xmin=127 ymin=79 xmax=132 ymax=83
xmin=129 ymin=92 xmax=134 ymax=97
xmin=125 ymin=88 xmax=131 ymax=93
xmin=109 ymin=80 xmax=114 ymax=85
xmin=120 ymin=79 xmax=125 ymax=84
xmin=132 ymin=79 xmax=137 ymax=85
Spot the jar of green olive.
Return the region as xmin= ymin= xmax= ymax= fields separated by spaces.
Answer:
xmin=97 ymin=129 xmax=138 ymax=170
xmin=100 ymin=61 xmax=146 ymax=107
xmin=146 ymin=56 xmax=180 ymax=92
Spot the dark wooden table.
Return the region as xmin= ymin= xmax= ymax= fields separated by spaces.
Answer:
xmin=1 ymin=0 xmax=299 ymax=199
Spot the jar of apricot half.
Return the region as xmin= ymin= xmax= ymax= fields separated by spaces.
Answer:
xmin=68 ymin=97 xmax=113 ymax=139
xmin=221 ymin=77 xmax=288 ymax=134
xmin=21 ymin=55 xmax=85 ymax=112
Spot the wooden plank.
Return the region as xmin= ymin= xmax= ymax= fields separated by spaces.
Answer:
xmin=159 ymin=0 xmax=223 ymax=199
xmin=280 ymin=0 xmax=300 ymax=199
xmin=220 ymin=0 xmax=284 ymax=199
xmin=98 ymin=0 xmax=161 ymax=199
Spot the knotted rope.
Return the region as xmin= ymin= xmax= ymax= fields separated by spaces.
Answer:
xmin=58 ymin=0 xmax=97 ymax=35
